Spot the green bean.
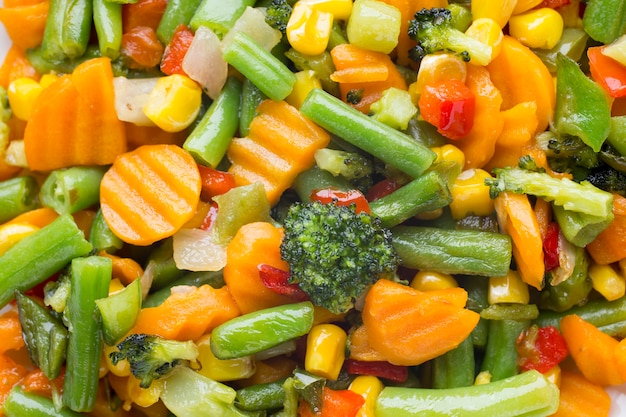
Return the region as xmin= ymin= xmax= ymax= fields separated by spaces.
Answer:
xmin=480 ymin=304 xmax=539 ymax=321
xmin=235 ymin=379 xmax=287 ymax=411
xmin=189 ymin=0 xmax=255 ymax=36
xmin=95 ymin=278 xmax=142 ymax=346
xmin=239 ymin=78 xmax=266 ymax=137
xmin=293 ymin=166 xmax=352 ymax=202
xmin=93 ymin=0 xmax=122 ymax=59
xmin=3 ymin=386 xmax=83 ymax=417
xmin=89 ymin=208 xmax=124 ymax=253
xmin=40 ymin=0 xmax=66 ymax=62
xmin=61 ymin=0 xmax=93 ymax=59
xmin=481 ymin=319 xmax=530 ymax=381
xmin=63 ymin=256 xmax=112 ymax=412
xmin=459 ymin=276 xmax=490 ymax=348
xmin=0 ymin=176 xmax=39 ymax=223
xmin=431 ymin=337 xmax=475 ymax=389
xmin=39 ymin=166 xmax=106 ymax=215
xmin=143 ymin=238 xmax=186 ymax=291
xmin=156 ymin=0 xmax=203 ymax=44
xmin=0 ymin=215 xmax=92 ymax=308
xmin=184 ymin=76 xmax=242 ymax=167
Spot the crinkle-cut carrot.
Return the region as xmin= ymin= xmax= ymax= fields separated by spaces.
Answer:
xmin=125 ymin=123 xmax=186 ymax=150
xmin=24 ymin=57 xmax=127 ymax=171
xmin=98 ymin=251 xmax=144 ymax=286
xmin=5 ymin=207 xmax=58 ymax=228
xmin=100 ymin=144 xmax=202 ymax=246
xmin=560 ymin=314 xmax=624 ymax=386
xmin=551 ymin=370 xmax=611 ymax=417
xmin=0 ymin=0 xmax=48 ymax=51
xmin=0 ymin=353 xmax=28 ymax=404
xmin=587 ymin=194 xmax=626 ymax=265
xmin=348 ymin=325 xmax=388 ymax=362
xmin=362 ymin=279 xmax=479 ymax=367
xmin=130 ymin=284 xmax=240 ymax=341
xmin=223 ymin=222 xmax=296 ymax=314
xmin=0 ymin=45 xmax=40 ymax=88
xmin=329 ymin=43 xmax=407 ymax=114
xmin=0 ymin=315 xmax=24 ymax=354
xmin=227 ymin=100 xmax=330 ymax=205
xmin=494 ymin=191 xmax=545 ymax=290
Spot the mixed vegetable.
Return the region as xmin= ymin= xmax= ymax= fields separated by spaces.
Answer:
xmin=0 ymin=0 xmax=626 ymax=416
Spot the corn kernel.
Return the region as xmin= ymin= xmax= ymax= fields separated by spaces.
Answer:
xmin=39 ymin=73 xmax=59 ymax=88
xmin=126 ymin=375 xmax=164 ymax=408
xmin=410 ymin=270 xmax=458 ymax=291
xmin=346 ymin=0 xmax=401 ymax=54
xmin=108 ymin=278 xmax=126 ymax=295
xmin=305 ymin=323 xmax=347 ymax=380
xmin=509 ymin=8 xmax=564 ymax=50
xmin=349 ymin=375 xmax=384 ymax=417
xmin=300 ymin=0 xmax=353 ymax=20
xmin=0 ymin=222 xmax=39 ymax=256
xmin=471 ymin=0 xmax=517 ymax=28
xmin=432 ymin=143 xmax=466 ymax=168
xmin=196 ymin=334 xmax=256 ymax=381
xmin=488 ymin=270 xmax=530 ymax=304
xmin=589 ymin=262 xmax=626 ymax=301
xmin=5 ymin=140 xmax=27 ymax=168
xmin=286 ymin=70 xmax=322 ymax=109
xmin=465 ymin=18 xmax=504 ymax=62
xmin=143 ymin=74 xmax=202 ymax=132
xmin=543 ymin=365 xmax=561 ymax=387
xmin=287 ymin=3 xmax=333 ymax=56
xmin=449 ymin=168 xmax=494 ymax=220
xmin=410 ymin=53 xmax=467 ymax=102
xmin=7 ymin=77 xmax=43 ymax=120
xmin=104 ymin=343 xmax=131 ymax=377
xmin=512 ymin=0 xmax=543 ymax=15
xmin=474 ymin=370 xmax=492 ymax=385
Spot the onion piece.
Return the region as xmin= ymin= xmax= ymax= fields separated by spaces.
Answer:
xmin=221 ymin=6 xmax=282 ymax=52
xmin=113 ymin=76 xmax=158 ymax=126
xmin=182 ymin=26 xmax=228 ymax=100
xmin=173 ymin=227 xmax=227 ymax=272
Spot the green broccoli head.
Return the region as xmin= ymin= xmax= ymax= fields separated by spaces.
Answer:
xmin=265 ymin=0 xmax=292 ymax=34
xmin=110 ymin=333 xmax=199 ymax=388
xmin=408 ymin=7 xmax=492 ymax=66
xmin=280 ymin=201 xmax=399 ymax=314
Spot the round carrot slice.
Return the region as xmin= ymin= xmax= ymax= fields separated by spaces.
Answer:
xmin=100 ymin=144 xmax=201 ymax=246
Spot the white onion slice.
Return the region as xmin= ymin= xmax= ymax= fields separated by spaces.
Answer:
xmin=182 ymin=26 xmax=228 ymax=100
xmin=112 ymin=76 xmax=158 ymax=126
xmin=173 ymin=227 xmax=227 ymax=272
xmin=221 ymin=6 xmax=282 ymax=52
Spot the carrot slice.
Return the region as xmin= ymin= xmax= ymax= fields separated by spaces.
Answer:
xmin=0 ymin=353 xmax=28 ymax=404
xmin=5 ymin=207 xmax=58 ymax=228
xmin=0 ymin=315 xmax=24 ymax=354
xmin=586 ymin=194 xmax=626 ymax=265
xmin=551 ymin=370 xmax=611 ymax=417
xmin=24 ymin=57 xmax=127 ymax=171
xmin=0 ymin=0 xmax=49 ymax=50
xmin=100 ymin=144 xmax=201 ymax=246
xmin=0 ymin=45 xmax=40 ymax=88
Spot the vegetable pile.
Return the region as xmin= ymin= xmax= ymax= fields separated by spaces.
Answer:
xmin=1 ymin=0 xmax=626 ymax=416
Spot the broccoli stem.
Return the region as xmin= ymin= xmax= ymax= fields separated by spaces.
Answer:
xmin=375 ymin=370 xmax=559 ymax=417
xmin=391 ymin=225 xmax=512 ymax=277
xmin=300 ymin=88 xmax=437 ymax=179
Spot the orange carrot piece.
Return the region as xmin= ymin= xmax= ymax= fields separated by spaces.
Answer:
xmin=24 ymin=57 xmax=127 ymax=171
xmin=560 ymin=314 xmax=624 ymax=386
xmin=0 ymin=316 xmax=24 ymax=354
xmin=223 ymin=222 xmax=296 ymax=314
xmin=0 ymin=45 xmax=40 ymax=88
xmin=125 ymin=122 xmax=186 ymax=149
xmin=551 ymin=370 xmax=611 ymax=417
xmin=98 ymin=251 xmax=144 ymax=285
xmin=227 ymin=100 xmax=330 ymax=205
xmin=0 ymin=353 xmax=28 ymax=405
xmin=0 ymin=0 xmax=49 ymax=51
xmin=100 ymin=144 xmax=202 ymax=246
xmin=494 ymin=191 xmax=545 ymax=290
xmin=614 ymin=337 xmax=626 ymax=382
xmin=587 ymin=194 xmax=626 ymax=265
xmin=329 ymin=43 xmax=408 ymax=113
xmin=20 ymin=369 xmax=64 ymax=398
xmin=5 ymin=207 xmax=58 ymax=228
xmin=131 ymin=285 xmax=240 ymax=341
xmin=72 ymin=209 xmax=97 ymax=238
xmin=122 ymin=0 xmax=167 ymax=33
xmin=361 ymin=279 xmax=479 ymax=366
xmin=348 ymin=325 xmax=388 ymax=362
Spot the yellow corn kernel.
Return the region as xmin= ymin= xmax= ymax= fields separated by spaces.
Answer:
xmin=488 ymin=269 xmax=530 ymax=304
xmin=286 ymin=70 xmax=322 ymax=109
xmin=346 ymin=0 xmax=401 ymax=54
xmin=543 ymin=365 xmax=561 ymax=387
xmin=512 ymin=0 xmax=542 ymax=15
xmin=108 ymin=278 xmax=126 ymax=295
xmin=474 ymin=370 xmax=491 ymax=385
xmin=126 ymin=375 xmax=164 ymax=409
xmin=589 ymin=262 xmax=626 ymax=301
xmin=287 ymin=3 xmax=333 ymax=56
xmin=104 ymin=343 xmax=131 ymax=377
xmin=143 ymin=74 xmax=202 ymax=132
xmin=471 ymin=0 xmax=517 ymax=28
xmin=0 ymin=222 xmax=39 ymax=256
xmin=508 ymin=8 xmax=564 ymax=50
xmin=305 ymin=323 xmax=347 ymax=380
xmin=349 ymin=375 xmax=384 ymax=417
xmin=432 ymin=143 xmax=466 ymax=168
xmin=465 ymin=18 xmax=504 ymax=62
xmin=449 ymin=168 xmax=494 ymax=220
xmin=410 ymin=270 xmax=458 ymax=291
xmin=409 ymin=53 xmax=467 ymax=102
xmin=196 ymin=334 xmax=256 ymax=381
xmin=39 ymin=73 xmax=59 ymax=88
xmin=299 ymin=0 xmax=353 ymax=20
xmin=7 ymin=77 xmax=44 ymax=120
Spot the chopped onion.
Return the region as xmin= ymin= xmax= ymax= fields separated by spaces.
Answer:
xmin=182 ymin=26 xmax=228 ymax=100
xmin=221 ymin=6 xmax=282 ymax=52
xmin=113 ymin=76 xmax=158 ymax=126
xmin=173 ymin=227 xmax=227 ymax=272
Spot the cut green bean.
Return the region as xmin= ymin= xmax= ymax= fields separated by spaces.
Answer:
xmin=3 ymin=386 xmax=83 ymax=417
xmin=235 ymin=379 xmax=287 ymax=412
xmin=391 ymin=225 xmax=512 ymax=277
xmin=369 ymin=171 xmax=452 ymax=228
xmin=300 ymin=88 xmax=437 ymax=178
xmin=481 ymin=319 xmax=530 ymax=381
xmin=459 ymin=276 xmax=490 ymax=348
xmin=40 ymin=0 xmax=66 ymax=62
xmin=0 ymin=215 xmax=92 ymax=308
xmin=89 ymin=208 xmax=124 ymax=253
xmin=63 ymin=256 xmax=112 ymax=412
xmin=93 ymin=0 xmax=122 ymax=59
xmin=480 ymin=304 xmax=539 ymax=321
xmin=40 ymin=166 xmax=106 ymax=215
xmin=189 ymin=0 xmax=255 ymax=36
xmin=222 ymin=31 xmax=296 ymax=102
xmin=143 ymin=270 xmax=225 ymax=308
xmin=156 ymin=0 xmax=203 ymax=44
xmin=376 ymin=370 xmax=559 ymax=417
xmin=0 ymin=176 xmax=39 ymax=224
xmin=184 ymin=76 xmax=242 ymax=167
xmin=95 ymin=278 xmax=142 ymax=346
xmin=431 ymin=337 xmax=475 ymax=389
xmin=239 ymin=78 xmax=266 ymax=137
xmin=61 ymin=0 xmax=93 ymax=59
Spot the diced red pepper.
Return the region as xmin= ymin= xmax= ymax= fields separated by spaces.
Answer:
xmin=161 ymin=24 xmax=195 ymax=76
xmin=365 ymin=178 xmax=401 ymax=202
xmin=258 ymin=264 xmax=310 ymax=302
xmin=122 ymin=0 xmax=167 ymax=33
xmin=542 ymin=222 xmax=560 ymax=271
xmin=516 ymin=325 xmax=568 ymax=373
xmin=298 ymin=387 xmax=365 ymax=417
xmin=197 ymin=164 xmax=238 ymax=201
xmin=121 ymin=26 xmax=164 ymax=69
xmin=588 ymin=46 xmax=626 ymax=98
xmin=344 ymin=359 xmax=409 ymax=383
xmin=310 ymin=188 xmax=371 ymax=214
xmin=537 ymin=0 xmax=570 ymax=8
xmin=199 ymin=201 xmax=219 ymax=232
xmin=418 ymin=79 xmax=475 ymax=140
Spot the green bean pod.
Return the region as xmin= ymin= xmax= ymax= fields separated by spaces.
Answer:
xmin=93 ymin=0 xmax=122 ymax=59
xmin=3 ymin=386 xmax=83 ymax=417
xmin=431 ymin=337 xmax=475 ymax=389
xmin=481 ymin=319 xmax=530 ymax=382
xmin=40 ymin=166 xmax=106 ymax=215
xmin=189 ymin=0 xmax=255 ymax=36
xmin=235 ymin=379 xmax=287 ymax=412
xmin=0 ymin=176 xmax=39 ymax=224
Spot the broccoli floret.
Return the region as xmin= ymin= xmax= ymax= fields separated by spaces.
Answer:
xmin=587 ymin=164 xmax=626 ymax=196
xmin=280 ymin=201 xmax=399 ymax=314
xmin=110 ymin=333 xmax=199 ymax=388
xmin=408 ymin=7 xmax=492 ymax=65
xmin=264 ymin=0 xmax=292 ymax=35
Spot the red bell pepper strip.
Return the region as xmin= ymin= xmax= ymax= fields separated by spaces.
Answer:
xmin=310 ymin=188 xmax=371 ymax=214
xmin=161 ymin=24 xmax=195 ymax=76
xmin=418 ymin=79 xmax=476 ymax=140
xmin=197 ymin=164 xmax=237 ymax=201
xmin=199 ymin=201 xmax=218 ymax=231
xmin=299 ymin=387 xmax=365 ymax=417
xmin=538 ymin=0 xmax=570 ymax=8
xmin=344 ymin=359 xmax=409 ymax=383
xmin=516 ymin=325 xmax=568 ymax=373
xmin=588 ymin=45 xmax=626 ymax=98
xmin=542 ymin=222 xmax=560 ymax=271
xmin=365 ymin=178 xmax=401 ymax=202
xmin=258 ymin=264 xmax=309 ymax=302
